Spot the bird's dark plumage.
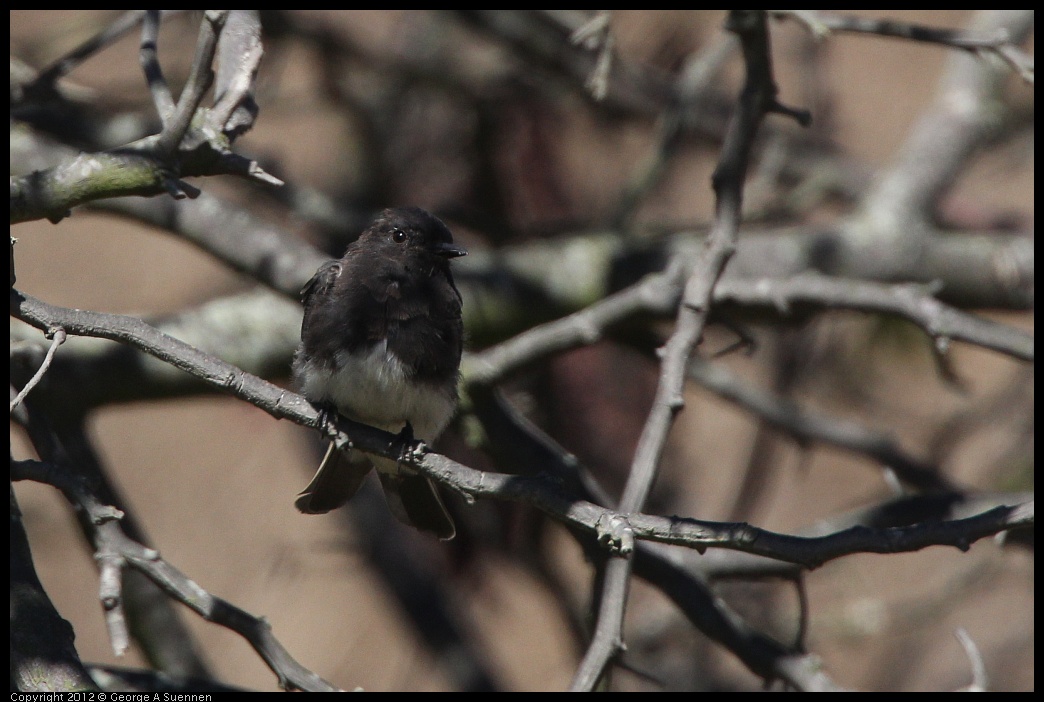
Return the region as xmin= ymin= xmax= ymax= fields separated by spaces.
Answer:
xmin=292 ymin=207 xmax=466 ymax=539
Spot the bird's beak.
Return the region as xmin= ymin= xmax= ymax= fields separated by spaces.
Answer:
xmin=434 ymin=242 xmax=468 ymax=258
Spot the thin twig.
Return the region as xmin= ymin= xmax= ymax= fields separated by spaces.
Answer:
xmin=31 ymin=11 xmax=150 ymax=88
xmin=776 ymin=10 xmax=1034 ymax=85
xmin=156 ymin=10 xmax=228 ymax=156
xmin=465 ymin=269 xmax=1032 ymax=391
xmin=955 ymin=627 xmax=989 ymax=692
xmin=11 ymin=287 xmax=311 ymax=426
xmin=611 ymin=35 xmax=737 ymax=228
xmin=993 ymin=42 xmax=1034 ymax=84
xmin=570 ymin=11 xmax=614 ymax=100
xmin=10 ymin=328 xmax=66 ymax=412
xmin=463 ymin=256 xmax=687 ymax=386
xmin=713 ymin=274 xmax=1034 ymax=362
xmin=687 ymin=356 xmax=952 ymax=492
xmin=140 ymin=10 xmax=175 ymax=123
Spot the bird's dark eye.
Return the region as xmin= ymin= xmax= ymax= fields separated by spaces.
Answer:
xmin=391 ymin=229 xmax=407 ymax=243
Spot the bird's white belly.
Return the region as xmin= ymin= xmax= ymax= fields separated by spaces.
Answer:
xmin=296 ymin=340 xmax=455 ymax=441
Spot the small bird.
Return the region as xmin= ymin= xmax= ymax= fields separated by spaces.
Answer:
xmin=292 ymin=206 xmax=466 ymax=539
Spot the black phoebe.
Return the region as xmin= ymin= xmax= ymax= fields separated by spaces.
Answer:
xmin=292 ymin=206 xmax=466 ymax=540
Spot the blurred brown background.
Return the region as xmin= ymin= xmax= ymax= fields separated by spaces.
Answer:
xmin=10 ymin=10 xmax=1033 ymax=691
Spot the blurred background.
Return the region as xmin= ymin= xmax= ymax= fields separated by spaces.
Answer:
xmin=10 ymin=10 xmax=1033 ymax=691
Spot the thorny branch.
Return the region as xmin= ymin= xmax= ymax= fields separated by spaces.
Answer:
xmin=12 ymin=287 xmax=1033 ymax=563
xmin=571 ymin=11 xmax=809 ymax=690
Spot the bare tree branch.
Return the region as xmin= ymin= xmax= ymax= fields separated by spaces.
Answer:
xmin=140 ymin=11 xmax=176 ymax=121
xmin=713 ymin=274 xmax=1034 ymax=362
xmin=12 ymin=459 xmax=339 ymax=692
xmin=572 ymin=11 xmax=808 ymax=689
xmin=210 ymin=10 xmax=263 ymax=136
xmin=11 ymin=287 xmax=310 ymax=425
xmin=13 ymin=399 xmax=215 ymax=678
xmin=14 ymin=287 xmax=1031 ymax=564
xmin=12 ymin=121 xmax=1031 ymax=313
xmin=10 ymin=11 xmax=280 ymax=225
xmin=776 ymin=10 xmax=1034 ymax=84
xmin=10 ymin=10 xmax=1032 ymax=691
xmin=154 ymin=10 xmax=226 ymax=156
xmin=852 ymin=10 xmax=1034 ymax=240
xmin=29 ymin=11 xmax=160 ymax=92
